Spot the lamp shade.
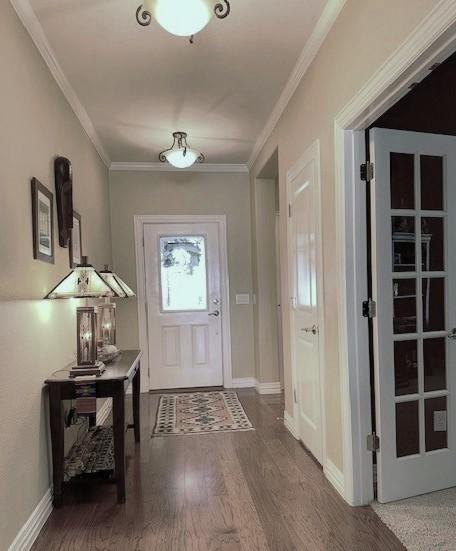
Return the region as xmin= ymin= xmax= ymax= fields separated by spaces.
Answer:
xmin=99 ymin=266 xmax=136 ymax=298
xmin=45 ymin=256 xmax=119 ymax=299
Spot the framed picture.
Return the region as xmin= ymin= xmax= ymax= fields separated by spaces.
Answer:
xmin=31 ymin=177 xmax=54 ymax=264
xmin=69 ymin=210 xmax=82 ymax=268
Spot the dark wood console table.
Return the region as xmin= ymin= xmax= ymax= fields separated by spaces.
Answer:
xmin=45 ymin=349 xmax=142 ymax=507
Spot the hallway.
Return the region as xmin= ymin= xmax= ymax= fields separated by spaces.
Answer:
xmin=32 ymin=391 xmax=404 ymax=551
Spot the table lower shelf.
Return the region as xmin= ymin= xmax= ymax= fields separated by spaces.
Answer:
xmin=64 ymin=425 xmax=114 ymax=482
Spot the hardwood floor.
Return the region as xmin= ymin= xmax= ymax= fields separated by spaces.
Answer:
xmin=32 ymin=390 xmax=404 ymax=551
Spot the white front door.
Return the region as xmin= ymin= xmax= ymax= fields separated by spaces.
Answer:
xmin=144 ymin=222 xmax=224 ymax=390
xmin=371 ymin=128 xmax=456 ymax=503
xmin=289 ymin=143 xmax=323 ymax=464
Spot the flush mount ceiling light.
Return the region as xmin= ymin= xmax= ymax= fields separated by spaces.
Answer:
xmin=159 ymin=132 xmax=205 ymax=169
xmin=136 ymin=0 xmax=230 ymax=43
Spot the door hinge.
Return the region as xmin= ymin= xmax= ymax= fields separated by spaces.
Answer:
xmin=367 ymin=432 xmax=380 ymax=452
xmin=362 ymin=298 xmax=376 ymax=318
xmin=288 ymin=204 xmax=292 ymax=218
xmin=360 ymin=162 xmax=374 ymax=181
xmin=293 ymin=389 xmax=297 ymax=403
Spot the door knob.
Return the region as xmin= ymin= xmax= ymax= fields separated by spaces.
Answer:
xmin=301 ymin=325 xmax=318 ymax=335
xmin=448 ymin=328 xmax=456 ymax=340
xmin=209 ymin=310 xmax=220 ymax=317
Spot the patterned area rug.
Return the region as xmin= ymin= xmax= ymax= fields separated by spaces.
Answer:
xmin=153 ymin=391 xmax=254 ymax=436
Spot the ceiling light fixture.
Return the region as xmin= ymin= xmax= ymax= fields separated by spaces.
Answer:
xmin=136 ymin=0 xmax=230 ymax=43
xmin=159 ymin=132 xmax=205 ymax=169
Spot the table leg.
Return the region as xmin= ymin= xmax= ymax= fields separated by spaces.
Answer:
xmin=49 ymin=385 xmax=64 ymax=508
xmin=132 ymin=362 xmax=141 ymax=443
xmin=112 ymin=384 xmax=126 ymax=503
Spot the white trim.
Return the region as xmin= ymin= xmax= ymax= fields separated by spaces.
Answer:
xmin=284 ymin=411 xmax=299 ymax=439
xmin=254 ymin=380 xmax=282 ymax=395
xmin=287 ymin=139 xmax=327 ymax=470
xmin=248 ymin=0 xmax=346 ymax=168
xmin=96 ymin=398 xmax=112 ymax=426
xmin=334 ymin=1 xmax=456 ymax=506
xmin=10 ymin=0 xmax=111 ymax=167
xmin=110 ymin=162 xmax=249 ymax=173
xmin=8 ymin=488 xmax=53 ymax=551
xmin=324 ymin=459 xmax=345 ymax=499
xmin=229 ymin=377 xmax=255 ymax=388
xmin=134 ymin=214 xmax=233 ymax=391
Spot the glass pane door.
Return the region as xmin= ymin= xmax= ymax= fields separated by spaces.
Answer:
xmin=391 ymin=152 xmax=448 ymax=458
xmin=159 ymin=235 xmax=208 ymax=312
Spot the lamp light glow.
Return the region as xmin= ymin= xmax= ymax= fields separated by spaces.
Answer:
xmin=136 ymin=0 xmax=231 ymax=41
xmin=159 ymin=132 xmax=204 ymax=169
xmin=153 ymin=0 xmax=212 ymax=37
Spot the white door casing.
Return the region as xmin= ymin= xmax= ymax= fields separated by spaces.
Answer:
xmin=287 ymin=140 xmax=326 ymax=465
xmin=144 ymin=222 xmax=223 ymax=390
xmin=371 ymin=128 xmax=456 ymax=503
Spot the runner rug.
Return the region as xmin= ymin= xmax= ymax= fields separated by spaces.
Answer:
xmin=152 ymin=391 xmax=254 ymax=436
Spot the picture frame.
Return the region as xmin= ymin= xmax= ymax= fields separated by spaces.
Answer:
xmin=31 ymin=177 xmax=54 ymax=264
xmin=69 ymin=210 xmax=82 ymax=268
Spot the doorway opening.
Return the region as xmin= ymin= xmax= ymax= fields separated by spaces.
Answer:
xmin=252 ymin=149 xmax=284 ymax=394
xmin=335 ymin=16 xmax=456 ymax=507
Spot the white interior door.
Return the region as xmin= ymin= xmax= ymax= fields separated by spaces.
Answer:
xmin=371 ymin=128 xmax=456 ymax=502
xmin=144 ymin=222 xmax=224 ymax=390
xmin=289 ymin=144 xmax=323 ymax=463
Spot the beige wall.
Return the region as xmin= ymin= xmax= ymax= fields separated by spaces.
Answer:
xmin=250 ymin=178 xmax=280 ymax=384
xmin=0 ymin=3 xmax=111 ymax=549
xmin=251 ymin=0 xmax=438 ymax=472
xmin=109 ymin=170 xmax=254 ymax=381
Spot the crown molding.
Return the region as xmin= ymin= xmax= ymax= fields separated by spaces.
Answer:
xmin=10 ymin=0 xmax=111 ymax=167
xmin=336 ymin=0 xmax=456 ymax=129
xmin=109 ymin=162 xmax=249 ymax=173
xmin=247 ymin=0 xmax=347 ymax=169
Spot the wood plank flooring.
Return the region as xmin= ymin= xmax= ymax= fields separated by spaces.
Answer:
xmin=32 ymin=390 xmax=404 ymax=551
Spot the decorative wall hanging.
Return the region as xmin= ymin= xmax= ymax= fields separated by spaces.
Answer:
xmin=69 ymin=210 xmax=82 ymax=268
xmin=159 ymin=132 xmax=205 ymax=168
xmin=54 ymin=156 xmax=73 ymax=248
xmin=31 ymin=177 xmax=54 ymax=264
xmin=136 ymin=0 xmax=230 ymax=43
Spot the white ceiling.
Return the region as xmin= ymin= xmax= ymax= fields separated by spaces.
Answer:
xmin=28 ymin=0 xmax=329 ymax=165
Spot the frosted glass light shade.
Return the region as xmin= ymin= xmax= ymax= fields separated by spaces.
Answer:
xmin=45 ymin=258 xmax=118 ymax=299
xmin=165 ymin=148 xmax=198 ymax=169
xmin=151 ymin=0 xmax=212 ymax=37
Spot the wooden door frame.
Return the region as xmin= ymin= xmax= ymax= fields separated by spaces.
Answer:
xmin=287 ymin=139 xmax=328 ymax=473
xmin=134 ymin=214 xmax=233 ymax=391
xmin=334 ymin=5 xmax=456 ymax=506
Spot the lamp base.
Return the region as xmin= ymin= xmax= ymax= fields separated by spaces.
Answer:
xmin=70 ymin=361 xmax=106 ymax=378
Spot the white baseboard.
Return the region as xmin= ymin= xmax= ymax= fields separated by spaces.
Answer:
xmin=8 ymin=488 xmax=53 ymax=551
xmin=96 ymin=398 xmax=112 ymax=425
xmin=255 ymin=380 xmax=282 ymax=395
xmin=324 ymin=458 xmax=345 ymax=499
xmin=229 ymin=377 xmax=255 ymax=389
xmin=284 ymin=411 xmax=299 ymax=439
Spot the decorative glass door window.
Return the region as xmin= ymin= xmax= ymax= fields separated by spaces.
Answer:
xmin=159 ymin=235 xmax=208 ymax=312
xmin=390 ymin=152 xmax=448 ymax=457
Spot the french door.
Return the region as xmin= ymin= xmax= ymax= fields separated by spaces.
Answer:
xmin=144 ymin=222 xmax=224 ymax=390
xmin=370 ymin=128 xmax=456 ymax=502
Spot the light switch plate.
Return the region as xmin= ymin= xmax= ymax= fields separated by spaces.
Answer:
xmin=236 ymin=294 xmax=250 ymax=305
xmin=434 ymin=410 xmax=447 ymax=432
